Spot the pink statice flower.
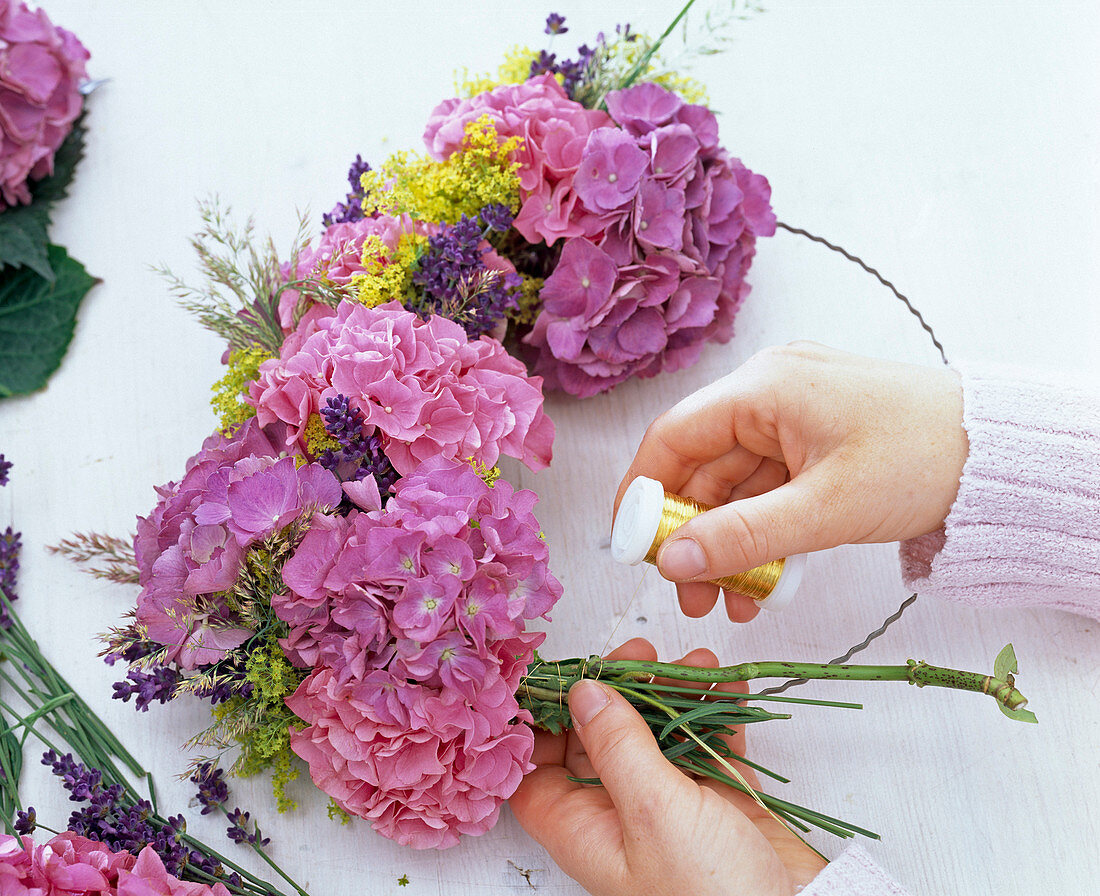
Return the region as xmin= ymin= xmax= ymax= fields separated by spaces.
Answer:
xmin=520 ymin=82 xmax=776 ymax=397
xmin=0 ymin=0 xmax=89 ymax=209
xmin=248 ymin=300 xmax=554 ymax=476
xmin=133 ymin=419 xmax=340 ymax=669
xmin=275 ymin=456 xmax=559 ymax=847
xmin=0 ymin=834 xmax=230 ymax=896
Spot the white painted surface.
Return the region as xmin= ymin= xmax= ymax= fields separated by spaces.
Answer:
xmin=2 ymin=2 xmax=1098 ymax=894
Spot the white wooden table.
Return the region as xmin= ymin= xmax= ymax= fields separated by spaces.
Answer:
xmin=3 ymin=2 xmax=1098 ymax=894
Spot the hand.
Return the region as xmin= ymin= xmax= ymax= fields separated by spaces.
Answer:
xmin=509 ymin=638 xmax=827 ymax=896
xmin=614 ymin=342 xmax=968 ymax=621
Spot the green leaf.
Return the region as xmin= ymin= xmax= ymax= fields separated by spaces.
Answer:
xmin=994 ymin=644 xmax=1038 ymax=724
xmin=30 ymin=113 xmax=88 ymax=207
xmin=994 ymin=643 xmax=1018 ymax=681
xmin=0 ymin=245 xmax=98 ymax=398
xmin=0 ymin=204 xmax=51 ymax=279
xmin=0 ymin=112 xmax=87 ymax=278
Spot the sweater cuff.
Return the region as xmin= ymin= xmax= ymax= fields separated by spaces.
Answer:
xmin=900 ymin=364 xmax=1100 ymax=618
xmin=799 ymin=844 xmax=912 ymax=896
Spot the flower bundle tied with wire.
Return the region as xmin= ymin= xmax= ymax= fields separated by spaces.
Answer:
xmin=49 ymin=5 xmax=1037 ymax=856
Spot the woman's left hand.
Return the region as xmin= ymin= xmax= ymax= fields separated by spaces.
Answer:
xmin=509 ymin=637 xmax=828 ymax=896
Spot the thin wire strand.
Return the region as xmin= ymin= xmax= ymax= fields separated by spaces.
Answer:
xmin=601 ymin=566 xmax=651 ymax=657
xmin=776 ymin=221 xmax=949 ymax=366
xmin=755 ymin=594 xmax=919 ymax=697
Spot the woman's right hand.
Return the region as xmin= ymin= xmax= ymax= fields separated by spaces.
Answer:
xmin=614 ymin=343 xmax=968 ymax=621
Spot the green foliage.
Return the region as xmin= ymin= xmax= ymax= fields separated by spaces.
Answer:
xmin=0 ymin=206 xmax=51 ymax=280
xmin=232 ymin=628 xmax=308 ymax=813
xmin=994 ymin=643 xmax=1038 ymax=724
xmin=0 ymin=115 xmax=87 ymax=279
xmin=0 ymin=245 xmax=98 ymax=398
xmin=527 ymin=698 xmax=572 ymax=736
xmin=159 ymin=200 xmax=342 ymax=355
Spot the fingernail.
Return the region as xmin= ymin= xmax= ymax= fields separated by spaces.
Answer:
xmin=569 ymin=680 xmax=610 ymax=727
xmin=659 ymin=537 xmax=707 ymax=579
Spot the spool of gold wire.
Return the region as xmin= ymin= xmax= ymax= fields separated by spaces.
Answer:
xmin=611 ymin=477 xmax=804 ymax=611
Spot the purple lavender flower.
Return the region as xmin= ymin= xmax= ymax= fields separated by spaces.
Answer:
xmin=318 ymin=394 xmax=401 ymax=499
xmin=320 ymin=393 xmax=364 ymax=450
xmin=226 ymin=808 xmax=269 ymax=847
xmin=191 ymin=763 xmax=230 ymax=815
xmin=544 ymin=13 xmax=568 ymax=35
xmin=0 ymin=454 xmax=11 ymax=487
xmin=527 ymin=15 xmax=599 ymax=100
xmin=111 ymin=666 xmax=180 ymax=711
xmin=14 ymin=807 xmax=36 ymax=835
xmin=323 ymin=154 xmax=372 ymax=226
xmin=0 ymin=524 xmax=21 ymax=628
xmin=40 ymin=750 xmax=240 ymax=885
xmin=529 ymin=49 xmax=558 ymax=78
xmin=410 ymin=210 xmax=520 ymax=337
xmin=479 ymin=202 xmax=514 ymax=233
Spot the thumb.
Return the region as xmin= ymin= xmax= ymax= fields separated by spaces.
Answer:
xmin=656 ymin=466 xmax=845 ymax=581
xmin=568 ymin=680 xmax=688 ymax=816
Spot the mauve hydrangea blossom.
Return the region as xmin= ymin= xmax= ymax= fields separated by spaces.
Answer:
xmin=248 ymin=300 xmax=554 ymax=477
xmin=134 ymin=419 xmax=341 ymax=669
xmin=275 ymin=456 xmax=559 ymax=847
xmin=523 ymin=82 xmax=776 ymax=396
xmin=425 ymin=75 xmax=774 ymax=397
xmin=0 ymin=0 xmax=89 ymax=209
xmin=0 ymin=833 xmax=231 ymax=895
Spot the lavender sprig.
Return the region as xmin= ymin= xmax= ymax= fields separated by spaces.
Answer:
xmin=410 ymin=207 xmax=520 ymax=337
xmin=318 ymin=394 xmax=399 ymax=496
xmin=322 ymin=155 xmax=372 ymax=227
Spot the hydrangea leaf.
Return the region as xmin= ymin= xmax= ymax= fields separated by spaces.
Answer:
xmin=993 ymin=643 xmax=1038 ymax=724
xmin=0 ymin=115 xmax=87 ymax=280
xmin=0 ymin=205 xmax=51 ymax=280
xmin=30 ymin=114 xmax=88 ymax=208
xmin=0 ymin=245 xmax=98 ymax=399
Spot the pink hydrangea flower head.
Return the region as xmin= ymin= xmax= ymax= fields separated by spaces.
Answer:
xmin=604 ymin=81 xmax=684 ymax=136
xmin=286 ymin=665 xmax=534 ymax=849
xmin=522 ymin=82 xmax=776 ymax=397
xmin=0 ymin=0 xmax=89 ymax=208
xmin=276 ymin=456 xmax=559 ymax=846
xmin=248 ymin=300 xmax=554 ymax=476
xmin=275 ymin=455 xmax=557 ymax=684
xmin=0 ymin=833 xmax=230 ymax=896
xmin=572 ymin=128 xmax=649 ymax=214
xmin=539 ymin=237 xmax=617 ymax=320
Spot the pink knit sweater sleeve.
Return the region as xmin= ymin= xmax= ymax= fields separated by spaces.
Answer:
xmin=799 ymin=845 xmax=912 ymax=896
xmin=800 ymin=366 xmax=1100 ymax=896
xmin=899 ymin=364 xmax=1100 ymax=617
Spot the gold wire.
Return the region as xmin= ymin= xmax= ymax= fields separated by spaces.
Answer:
xmin=642 ymin=491 xmax=786 ymax=602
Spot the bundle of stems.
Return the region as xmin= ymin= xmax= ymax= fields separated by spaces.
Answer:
xmin=519 ymin=647 xmax=1035 ymax=839
xmin=0 ymin=589 xmax=310 ymax=896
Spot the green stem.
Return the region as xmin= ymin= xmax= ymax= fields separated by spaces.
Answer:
xmin=216 ymin=805 xmax=310 ymax=896
xmin=619 ymin=0 xmax=700 ymax=91
xmin=523 ymin=655 xmax=1029 ymax=712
